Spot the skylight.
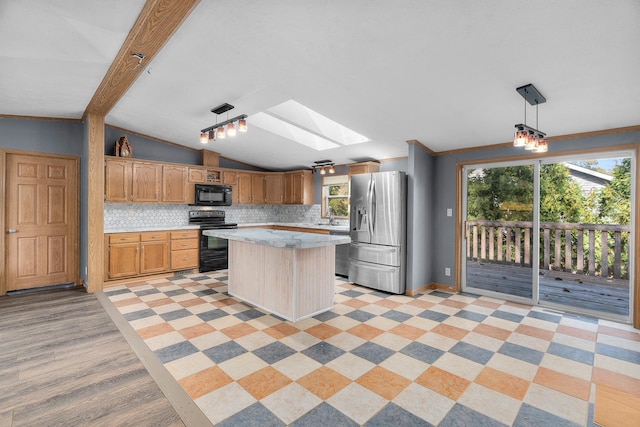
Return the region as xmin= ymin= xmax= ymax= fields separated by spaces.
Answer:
xmin=250 ymin=100 xmax=370 ymax=151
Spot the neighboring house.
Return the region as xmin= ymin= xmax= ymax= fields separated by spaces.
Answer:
xmin=564 ymin=162 xmax=612 ymax=197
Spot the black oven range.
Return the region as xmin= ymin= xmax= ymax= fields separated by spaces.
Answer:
xmin=188 ymin=210 xmax=237 ymax=272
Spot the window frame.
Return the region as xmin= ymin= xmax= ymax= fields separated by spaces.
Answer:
xmin=321 ymin=173 xmax=350 ymax=219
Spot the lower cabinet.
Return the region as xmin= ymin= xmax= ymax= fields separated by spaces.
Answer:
xmin=106 ymin=233 xmax=140 ymax=280
xmin=105 ymin=229 xmax=198 ymax=282
xmin=170 ymin=230 xmax=199 ymax=270
xmin=140 ymin=232 xmax=169 ymax=274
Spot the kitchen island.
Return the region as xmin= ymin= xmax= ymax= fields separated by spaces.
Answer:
xmin=203 ymin=228 xmax=350 ymax=321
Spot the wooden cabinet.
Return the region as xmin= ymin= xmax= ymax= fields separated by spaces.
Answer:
xmin=105 ymin=159 xmax=131 ymax=202
xmin=104 ymin=229 xmax=198 ymax=282
xmin=189 ymin=167 xmax=207 ymax=183
xmin=201 ymin=149 xmax=220 ymax=167
xmin=284 ymin=170 xmax=314 ymax=205
xmin=349 ymin=161 xmax=380 ymax=175
xmin=105 ymin=159 xmax=161 ymax=202
xmin=105 ymin=157 xmax=319 ymax=206
xmin=252 ymin=174 xmax=265 ymax=204
xmin=162 ymin=165 xmax=188 ymax=203
xmin=237 ymin=172 xmax=253 ymax=204
xmin=105 ymin=233 xmax=140 ymax=280
xmin=140 ymin=232 xmax=169 ymax=274
xmin=223 ymin=171 xmax=238 ymax=185
xmin=265 ymin=174 xmax=284 ymax=204
xmin=170 ymin=230 xmax=199 ymax=270
xmin=132 ymin=162 xmax=161 ymax=202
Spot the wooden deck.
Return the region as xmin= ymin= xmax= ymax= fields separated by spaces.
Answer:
xmin=466 ymin=261 xmax=630 ymax=317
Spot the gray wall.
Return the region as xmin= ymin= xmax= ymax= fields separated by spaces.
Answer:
xmin=407 ymin=144 xmax=434 ymax=292
xmin=105 ymin=126 xmax=201 ymax=165
xmin=430 ymin=130 xmax=640 ymax=288
xmin=380 ymin=158 xmax=408 ymax=173
xmin=0 ymin=117 xmax=83 ymax=155
xmin=0 ymin=117 xmax=88 ymax=282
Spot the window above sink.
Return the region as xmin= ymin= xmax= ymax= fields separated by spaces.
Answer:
xmin=322 ymin=174 xmax=349 ymax=220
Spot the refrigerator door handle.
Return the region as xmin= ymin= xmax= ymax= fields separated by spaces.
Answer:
xmin=370 ymin=178 xmax=376 ymax=233
xmin=367 ymin=177 xmax=373 ymax=236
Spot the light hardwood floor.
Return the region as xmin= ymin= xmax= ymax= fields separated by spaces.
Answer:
xmin=0 ymin=286 xmax=184 ymax=426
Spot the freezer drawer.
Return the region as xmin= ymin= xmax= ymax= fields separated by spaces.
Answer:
xmin=348 ymin=259 xmax=405 ymax=294
xmin=349 ymin=242 xmax=401 ymax=266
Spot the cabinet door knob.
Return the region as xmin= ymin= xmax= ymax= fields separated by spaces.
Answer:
xmin=7 ymin=228 xmax=17 ymax=233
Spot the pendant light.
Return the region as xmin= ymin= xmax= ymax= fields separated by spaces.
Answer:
xmin=200 ymin=103 xmax=248 ymax=143
xmin=513 ymin=84 xmax=548 ymax=154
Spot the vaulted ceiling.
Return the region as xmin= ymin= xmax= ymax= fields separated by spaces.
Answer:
xmin=1 ymin=0 xmax=639 ymax=170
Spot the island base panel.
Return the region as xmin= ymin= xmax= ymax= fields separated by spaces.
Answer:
xmin=228 ymin=241 xmax=335 ymax=322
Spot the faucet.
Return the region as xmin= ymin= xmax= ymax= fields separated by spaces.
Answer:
xmin=328 ymin=206 xmax=337 ymax=226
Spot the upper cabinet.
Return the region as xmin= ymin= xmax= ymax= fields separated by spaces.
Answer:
xmin=105 ymin=159 xmax=162 ymax=202
xmin=132 ymin=162 xmax=162 ymax=202
xmin=105 ymin=157 xmax=319 ymax=206
xmin=237 ymin=172 xmax=253 ymax=204
xmin=104 ymin=159 xmax=131 ymax=202
xmin=162 ymin=165 xmax=188 ymax=203
xmin=349 ymin=161 xmax=380 ymax=175
xmin=265 ymin=174 xmax=284 ymax=204
xmin=251 ymin=174 xmax=266 ymax=204
xmin=284 ymin=170 xmax=314 ymax=205
xmin=223 ymin=171 xmax=238 ymax=185
xmin=188 ymin=167 xmax=206 ymax=183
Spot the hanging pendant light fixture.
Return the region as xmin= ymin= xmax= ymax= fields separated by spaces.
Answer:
xmin=200 ymin=103 xmax=247 ymax=143
xmin=513 ymin=84 xmax=548 ymax=154
xmin=311 ymin=160 xmax=335 ymax=174
xmin=200 ymin=132 xmax=208 ymax=144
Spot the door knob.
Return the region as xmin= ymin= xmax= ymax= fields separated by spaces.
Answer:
xmin=8 ymin=228 xmax=17 ymax=233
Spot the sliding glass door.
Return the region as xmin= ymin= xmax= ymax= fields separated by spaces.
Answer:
xmin=462 ymin=152 xmax=634 ymax=322
xmin=538 ymin=156 xmax=631 ymax=318
xmin=463 ymin=162 xmax=538 ymax=303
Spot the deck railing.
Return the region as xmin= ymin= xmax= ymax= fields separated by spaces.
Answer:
xmin=466 ymin=220 xmax=630 ymax=280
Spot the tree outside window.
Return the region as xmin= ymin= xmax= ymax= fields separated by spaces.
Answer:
xmin=322 ymin=174 xmax=349 ymax=218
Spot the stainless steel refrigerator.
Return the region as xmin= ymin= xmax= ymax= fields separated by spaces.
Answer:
xmin=348 ymin=171 xmax=406 ymax=294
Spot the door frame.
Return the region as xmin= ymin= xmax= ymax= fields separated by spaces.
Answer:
xmin=0 ymin=149 xmax=81 ymax=295
xmin=455 ymin=143 xmax=640 ymax=327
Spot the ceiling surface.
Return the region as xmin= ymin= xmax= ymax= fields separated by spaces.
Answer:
xmin=1 ymin=0 xmax=639 ymax=170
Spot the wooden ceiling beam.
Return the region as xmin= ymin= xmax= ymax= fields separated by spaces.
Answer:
xmin=84 ymin=0 xmax=200 ymax=117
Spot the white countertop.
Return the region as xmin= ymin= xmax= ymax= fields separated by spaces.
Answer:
xmin=204 ymin=228 xmax=350 ymax=249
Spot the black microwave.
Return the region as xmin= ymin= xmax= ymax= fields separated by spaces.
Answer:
xmin=194 ymin=184 xmax=232 ymax=206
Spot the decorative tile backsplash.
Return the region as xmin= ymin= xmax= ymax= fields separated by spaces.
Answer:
xmin=104 ymin=203 xmax=340 ymax=230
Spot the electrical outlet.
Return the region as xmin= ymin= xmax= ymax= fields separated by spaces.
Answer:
xmin=445 ymin=267 xmax=451 ymax=276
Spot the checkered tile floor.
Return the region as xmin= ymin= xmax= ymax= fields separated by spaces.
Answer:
xmin=104 ymin=272 xmax=640 ymax=426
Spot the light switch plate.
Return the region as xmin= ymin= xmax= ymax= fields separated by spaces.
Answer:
xmin=446 ymin=208 xmax=452 ymax=217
